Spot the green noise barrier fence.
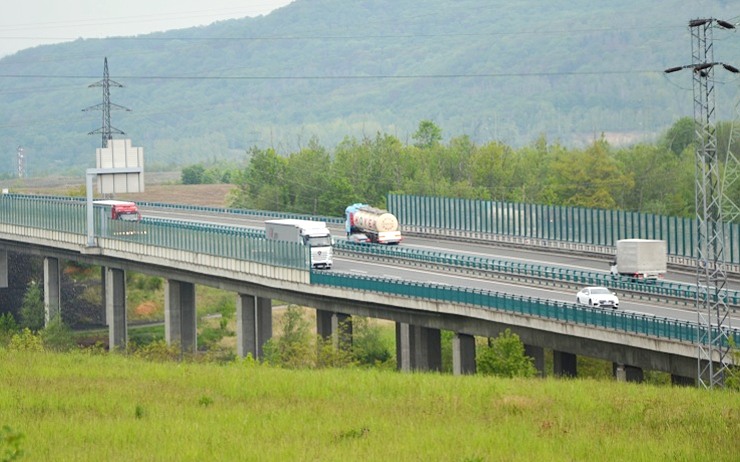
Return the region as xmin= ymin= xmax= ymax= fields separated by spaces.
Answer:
xmin=311 ymin=271 xmax=740 ymax=346
xmin=388 ymin=194 xmax=740 ymax=264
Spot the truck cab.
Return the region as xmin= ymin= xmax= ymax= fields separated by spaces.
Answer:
xmin=94 ymin=200 xmax=141 ymax=221
xmin=265 ymin=219 xmax=334 ymax=269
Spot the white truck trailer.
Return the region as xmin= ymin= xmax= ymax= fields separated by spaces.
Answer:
xmin=265 ymin=219 xmax=333 ymax=269
xmin=610 ymin=239 xmax=667 ymax=282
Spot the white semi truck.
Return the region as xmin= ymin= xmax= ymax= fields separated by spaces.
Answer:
xmin=610 ymin=239 xmax=667 ymax=282
xmin=265 ymin=219 xmax=333 ymax=269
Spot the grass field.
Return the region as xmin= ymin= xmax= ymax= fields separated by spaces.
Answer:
xmin=1 ymin=349 xmax=739 ymax=462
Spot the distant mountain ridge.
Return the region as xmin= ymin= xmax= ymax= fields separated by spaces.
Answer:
xmin=0 ymin=0 xmax=738 ymax=175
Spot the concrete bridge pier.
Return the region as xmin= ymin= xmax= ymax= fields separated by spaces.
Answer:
xmin=43 ymin=257 xmax=61 ymax=325
xmin=670 ymin=374 xmax=695 ymax=386
xmin=0 ymin=250 xmax=7 ymax=288
xmin=106 ymin=267 xmax=127 ymax=351
xmin=613 ymin=363 xmax=644 ymax=383
xmin=553 ymin=350 xmax=577 ymax=377
xmin=236 ymin=294 xmax=272 ymax=360
xmin=395 ymin=323 xmax=442 ymax=372
xmin=316 ymin=310 xmax=352 ymax=350
xmin=452 ymin=333 xmax=476 ymax=375
xmin=165 ymin=280 xmax=197 ymax=354
xmin=524 ymin=344 xmax=545 ymax=377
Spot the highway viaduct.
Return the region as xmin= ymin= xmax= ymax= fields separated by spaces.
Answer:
xmin=0 ymin=219 xmax=703 ymax=385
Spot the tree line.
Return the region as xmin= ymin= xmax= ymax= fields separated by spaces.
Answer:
xmin=184 ymin=118 xmax=740 ymax=222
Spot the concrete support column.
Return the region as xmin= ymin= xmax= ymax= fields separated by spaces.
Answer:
xmin=101 ymin=266 xmax=108 ymax=325
xmin=43 ymin=257 xmax=61 ymax=325
xmin=553 ymin=350 xmax=577 ymax=377
xmin=396 ymin=323 xmax=442 ymax=372
xmin=613 ymin=363 xmax=644 ymax=383
xmin=106 ymin=267 xmax=127 ymax=351
xmin=396 ymin=322 xmax=414 ymax=372
xmin=671 ymin=374 xmax=695 ymax=387
xmin=165 ymin=280 xmax=197 ymax=354
xmin=452 ymin=332 xmax=476 ymax=375
xmin=524 ymin=344 xmax=545 ymax=377
xmin=236 ymin=294 xmax=272 ymax=359
xmin=316 ymin=310 xmax=353 ymax=349
xmin=0 ymin=250 xmax=7 ymax=288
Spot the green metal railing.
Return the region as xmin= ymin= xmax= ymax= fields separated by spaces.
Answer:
xmin=388 ymin=194 xmax=740 ymax=264
xmin=3 ymin=192 xmax=739 ymax=345
xmin=0 ymin=194 xmax=310 ymax=269
xmin=311 ymin=271 xmax=740 ymax=346
xmin=334 ymin=239 xmax=740 ymax=306
xmin=138 ymin=201 xmax=344 ymax=225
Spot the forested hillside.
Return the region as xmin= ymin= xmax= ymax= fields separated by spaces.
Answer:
xmin=0 ymin=0 xmax=738 ymax=175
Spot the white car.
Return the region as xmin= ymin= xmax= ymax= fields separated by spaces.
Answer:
xmin=576 ymin=287 xmax=619 ymax=309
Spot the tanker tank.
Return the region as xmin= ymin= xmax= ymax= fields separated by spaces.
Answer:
xmin=345 ymin=203 xmax=403 ymax=244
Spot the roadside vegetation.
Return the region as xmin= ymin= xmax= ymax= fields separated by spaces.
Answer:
xmin=1 ymin=346 xmax=739 ymax=461
xmin=171 ymin=118 xmax=740 ymax=223
xmin=2 ymin=118 xmax=740 ymax=458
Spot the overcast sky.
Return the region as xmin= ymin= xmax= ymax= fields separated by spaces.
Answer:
xmin=0 ymin=0 xmax=296 ymax=57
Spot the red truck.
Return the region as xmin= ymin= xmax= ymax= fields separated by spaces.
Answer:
xmin=94 ymin=200 xmax=141 ymax=221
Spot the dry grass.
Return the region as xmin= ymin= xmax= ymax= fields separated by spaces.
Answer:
xmin=0 ymin=172 xmax=235 ymax=208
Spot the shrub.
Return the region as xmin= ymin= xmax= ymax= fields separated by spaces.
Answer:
xmin=41 ymin=315 xmax=75 ymax=352
xmin=8 ymin=328 xmax=44 ymax=352
xmin=476 ymin=329 xmax=537 ymax=378
xmin=19 ymin=282 xmax=44 ymax=332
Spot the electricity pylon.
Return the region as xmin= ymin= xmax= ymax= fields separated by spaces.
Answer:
xmin=666 ymin=18 xmax=738 ymax=388
xmin=83 ymin=57 xmax=130 ymax=148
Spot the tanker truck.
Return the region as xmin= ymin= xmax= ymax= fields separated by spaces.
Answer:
xmin=345 ymin=203 xmax=402 ymax=244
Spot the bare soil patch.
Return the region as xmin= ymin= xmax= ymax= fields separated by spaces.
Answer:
xmin=2 ymin=172 xmax=235 ymax=208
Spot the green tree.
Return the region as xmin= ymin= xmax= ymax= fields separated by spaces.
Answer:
xmin=41 ymin=315 xmax=74 ymax=352
xmin=661 ymin=117 xmax=694 ymax=156
xmin=19 ymin=281 xmax=44 ymax=332
xmin=181 ymin=164 xmax=206 ymax=184
xmin=613 ymin=143 xmax=687 ymax=214
xmin=0 ymin=312 xmax=18 ymax=346
xmin=229 ymin=147 xmax=288 ymax=210
xmin=263 ymin=305 xmax=314 ymax=368
xmin=476 ymin=329 xmax=536 ymax=378
xmin=284 ymin=139 xmax=333 ymax=215
xmin=351 ymin=317 xmax=393 ymax=367
xmin=412 ymin=120 xmax=442 ymax=149
xmin=547 ymin=138 xmax=630 ymax=208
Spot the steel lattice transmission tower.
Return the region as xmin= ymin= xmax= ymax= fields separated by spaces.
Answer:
xmin=83 ymin=57 xmax=130 ymax=148
xmin=16 ymin=146 xmax=25 ymax=178
xmin=667 ymin=18 xmax=738 ymax=388
xmin=721 ymin=100 xmax=740 ymax=223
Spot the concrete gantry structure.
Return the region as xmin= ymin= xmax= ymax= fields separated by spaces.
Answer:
xmin=0 ymin=220 xmax=710 ymax=383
